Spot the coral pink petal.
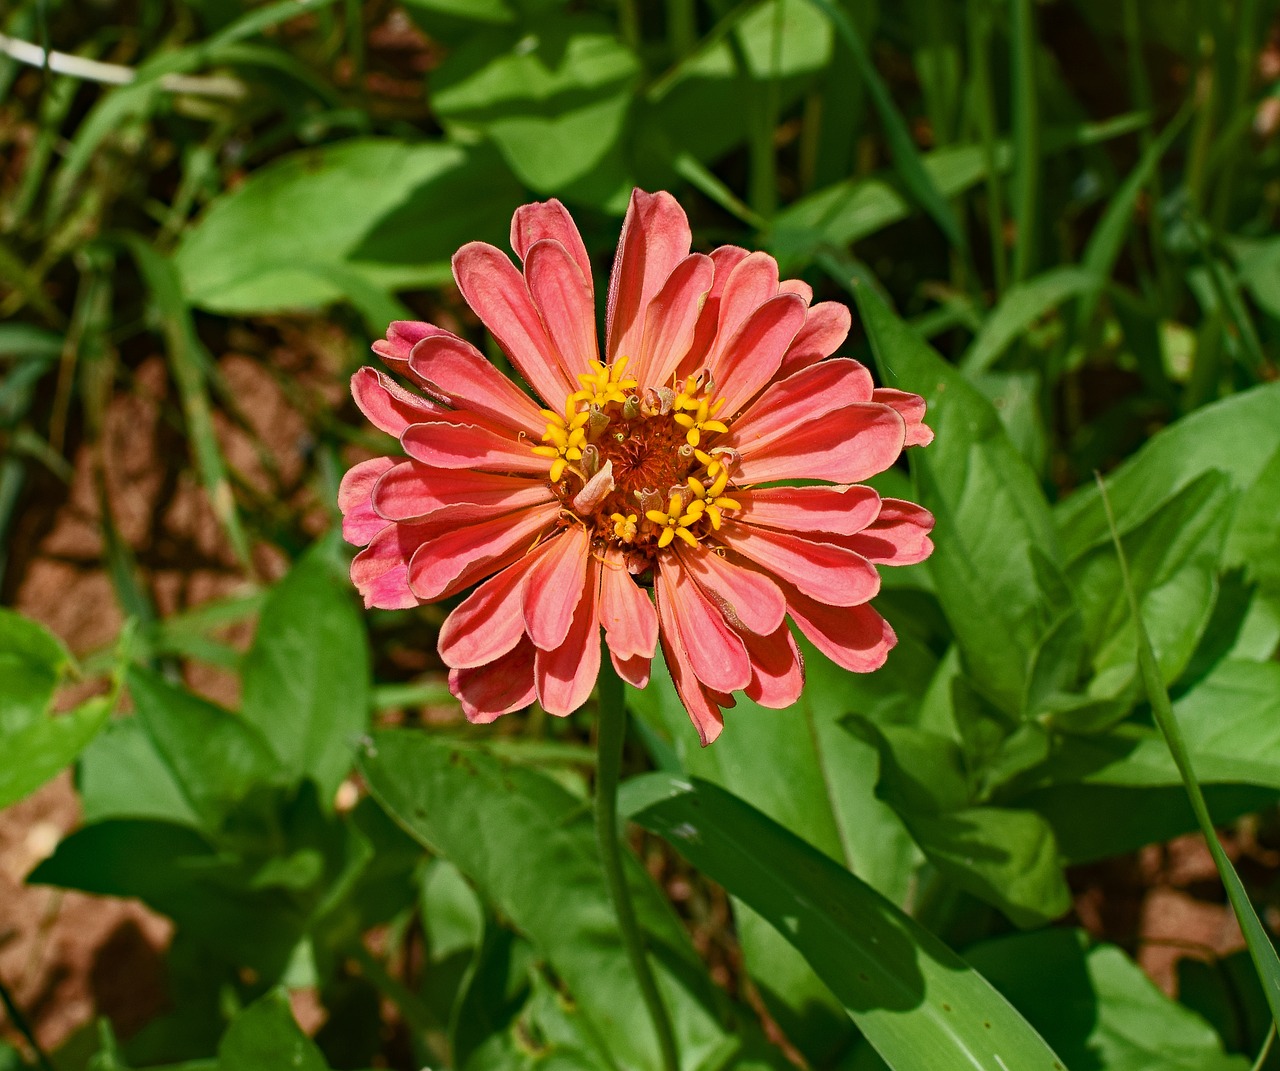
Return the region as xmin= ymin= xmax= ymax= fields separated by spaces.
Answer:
xmin=727 ymin=358 xmax=875 ymax=447
xmin=733 ymin=403 xmax=907 ymax=485
xmin=633 ymin=253 xmax=715 ymax=387
xmin=779 ymin=302 xmax=852 ymax=378
xmin=844 ymin=498 xmax=936 ymax=565
xmin=523 ymin=524 xmax=590 ymax=650
xmin=610 ymin=650 xmax=652 ymax=689
xmin=439 ymin=549 xmax=548 ymax=669
xmin=510 ymin=199 xmax=593 ymax=288
xmin=351 ymin=368 xmax=445 ymax=437
xmin=741 ymin=626 xmax=805 ymax=709
xmin=778 ymin=278 xmax=813 ymax=302
xmin=534 ymin=556 xmax=601 ymax=716
xmin=657 ymin=626 xmax=724 ymax=747
xmin=451 ymin=638 xmax=538 ymax=723
xmin=374 ymin=461 xmax=553 ymax=523
xmin=452 ymin=241 xmax=576 ymax=404
xmin=683 ymin=245 xmax=750 ymax=372
xmin=707 ymin=251 xmax=781 ymax=367
xmin=599 ymin=549 xmax=658 ymax=660
xmin=716 ymin=524 xmax=880 ymax=607
xmin=350 ymin=523 xmax=433 ymax=609
xmin=785 ymin=590 xmax=897 ymax=674
xmin=525 ymin=238 xmax=598 ymax=383
xmin=373 ymin=320 xmax=444 ymax=377
xmin=400 ymin=415 xmax=551 ymax=475
xmin=735 ymin=484 xmax=881 ymax=537
xmin=873 ymin=388 xmax=934 ymax=446
xmin=408 ymin=333 xmax=544 ymax=437
xmin=711 ymin=293 xmax=807 ymax=417
xmin=674 ymin=542 xmax=786 ymax=636
xmin=606 ymin=190 xmax=692 ymax=364
xmin=339 ymin=457 xmax=397 ymax=545
xmin=655 ymin=557 xmax=751 ymax=694
xmin=407 ymin=503 xmax=558 ymax=603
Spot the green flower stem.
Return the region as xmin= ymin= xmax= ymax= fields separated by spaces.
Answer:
xmin=595 ymin=656 xmax=680 ymax=1071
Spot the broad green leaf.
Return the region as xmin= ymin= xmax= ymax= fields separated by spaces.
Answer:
xmin=128 ymin=667 xmax=280 ymax=832
xmin=960 ymin=267 xmax=1102 ymax=373
xmin=1066 ymin=470 xmax=1230 ymax=695
xmin=431 ymin=16 xmax=640 ymax=198
xmin=1055 ymin=382 xmax=1280 ymax=563
xmin=1232 ymin=235 xmax=1280 ymax=320
xmin=30 ymin=819 xmax=307 ymax=977
xmin=217 ymin=990 xmax=330 ymax=1071
xmin=241 ymin=541 xmax=370 ymax=806
xmin=175 ymin=139 xmax=523 ymax=314
xmin=78 ymin=718 xmax=202 ymax=826
xmin=359 ymin=730 xmax=783 ymax=1071
xmin=622 ymin=775 xmax=1069 ymax=1071
xmin=849 ymin=721 xmax=1071 ymax=928
xmin=0 ymin=697 xmax=112 ymax=812
xmin=0 ymin=608 xmax=69 ymax=734
xmin=966 ymin=930 xmax=1248 ymax=1071
xmin=854 ymin=282 xmax=1061 ymax=716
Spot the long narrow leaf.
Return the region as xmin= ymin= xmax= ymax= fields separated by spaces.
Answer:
xmin=1098 ymin=474 xmax=1280 ymax=1027
xmin=623 ymin=774 xmax=1071 ymax=1071
xmin=803 ymin=0 xmax=964 ymax=248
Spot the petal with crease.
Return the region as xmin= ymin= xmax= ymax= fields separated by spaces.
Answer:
xmin=657 ymin=619 xmax=725 ymax=747
xmin=510 ymin=199 xmax=593 ymax=288
xmin=735 ymin=484 xmax=881 ymax=537
xmin=523 ymin=524 xmax=589 ymax=650
xmin=408 ymin=333 xmax=544 ymax=437
xmin=350 ymin=523 xmax=433 ymax=609
xmin=873 ymin=387 xmax=934 ymax=446
xmin=599 ymin=548 xmax=658 ymax=660
xmin=683 ymin=245 xmax=749 ymax=372
xmin=784 ymin=590 xmax=897 ymax=674
xmin=725 ymin=358 xmax=874 ymax=450
xmin=633 ymin=253 xmax=714 ymax=387
xmin=406 ymin=504 xmax=558 ymax=603
xmin=741 ymin=626 xmax=805 ymax=709
xmin=451 ymin=638 xmax=538 ymax=723
xmin=439 ymin=549 xmax=549 ymax=668
xmin=351 ymin=367 xmax=444 ymax=437
xmin=535 ymin=555 xmax=601 ymax=716
xmin=654 ymin=557 xmax=751 ymax=693
xmin=733 ymin=403 xmax=906 ymax=485
xmin=525 ymin=238 xmax=598 ymax=383
xmin=606 ymin=190 xmax=692 ymax=363
xmin=373 ymin=461 xmax=553 ymax=523
xmin=453 ymin=241 xmax=576 ymax=404
xmin=843 ymin=499 xmax=936 ymax=565
xmin=706 ymin=251 xmax=780 ymax=369
xmin=715 ymin=524 xmax=880 ymax=606
xmin=779 ymin=302 xmax=852 ymax=377
xmin=339 ymin=457 xmax=396 ymax=546
xmin=674 ymin=542 xmax=785 ymax=636
xmin=401 ymin=415 xmax=552 ymax=475
xmin=710 ymin=293 xmax=807 ymax=417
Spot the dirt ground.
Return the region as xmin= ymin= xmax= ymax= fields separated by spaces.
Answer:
xmin=0 ymin=335 xmax=1269 ymax=1057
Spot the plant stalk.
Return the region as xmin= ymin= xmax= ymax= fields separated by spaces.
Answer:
xmin=595 ymin=656 xmax=680 ymax=1071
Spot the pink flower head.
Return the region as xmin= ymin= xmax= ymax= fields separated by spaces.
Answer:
xmin=340 ymin=190 xmax=934 ymax=745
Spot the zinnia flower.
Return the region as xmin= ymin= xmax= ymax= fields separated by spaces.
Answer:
xmin=340 ymin=190 xmax=934 ymax=744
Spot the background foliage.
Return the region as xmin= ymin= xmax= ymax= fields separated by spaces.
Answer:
xmin=2 ymin=0 xmax=1280 ymax=1068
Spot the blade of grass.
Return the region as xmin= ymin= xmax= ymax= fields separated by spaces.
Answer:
xmin=967 ymin=0 xmax=1007 ymax=294
xmin=1098 ymin=472 xmax=1280 ymax=1028
xmin=1009 ymin=0 xmax=1038 ymax=283
xmin=803 ymin=0 xmax=965 ymax=249
xmin=118 ymin=235 xmax=251 ymax=567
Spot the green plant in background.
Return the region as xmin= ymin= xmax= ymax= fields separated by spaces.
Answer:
xmin=2 ymin=0 xmax=1280 ymax=1068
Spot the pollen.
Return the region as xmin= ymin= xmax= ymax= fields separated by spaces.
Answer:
xmin=529 ymin=358 xmax=740 ymax=556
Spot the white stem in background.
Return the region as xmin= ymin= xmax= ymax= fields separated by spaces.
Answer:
xmin=0 ymin=33 xmax=245 ymax=99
